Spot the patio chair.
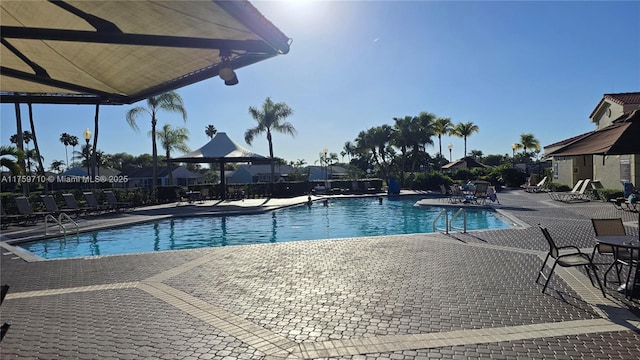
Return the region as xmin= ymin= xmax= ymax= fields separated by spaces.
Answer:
xmin=103 ymin=190 xmax=133 ymax=211
xmin=40 ymin=194 xmax=80 ymax=218
xmin=526 ymin=176 xmax=548 ymax=193
xmin=536 ymin=224 xmax=605 ymax=297
xmin=472 ymin=182 xmax=489 ymax=205
xmin=591 ymin=218 xmax=633 ymax=287
xmin=83 ymin=192 xmax=113 ymax=213
xmin=62 ymin=193 xmax=96 ymax=215
xmin=1 ymin=205 xmax=24 ymax=228
xmin=561 ymin=179 xmax=592 ymax=202
xmin=14 ymin=196 xmax=50 ymax=223
xmin=549 ymin=179 xmax=583 ymax=202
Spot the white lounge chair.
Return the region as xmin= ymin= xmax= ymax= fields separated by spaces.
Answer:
xmin=562 ymin=179 xmax=592 ymax=202
xmin=526 ymin=176 xmax=548 ymax=193
xmin=549 ymin=179 xmax=583 ymax=201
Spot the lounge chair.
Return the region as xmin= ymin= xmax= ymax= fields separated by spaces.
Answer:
xmin=83 ymin=192 xmax=113 ymax=213
xmin=1 ymin=206 xmax=23 ymax=228
xmin=562 ymin=179 xmax=592 ymax=202
xmin=14 ymin=196 xmax=50 ymax=223
xmin=62 ymin=193 xmax=96 ymax=215
xmin=526 ymin=176 xmax=548 ymax=193
xmin=103 ymin=190 xmax=133 ymax=211
xmin=448 ymin=185 xmax=464 ymax=203
xmin=549 ymin=179 xmax=582 ymax=201
xmin=536 ymin=224 xmax=605 ymax=297
xmin=40 ymin=194 xmax=80 ymax=218
xmin=591 ymin=218 xmax=634 ymax=287
xmin=439 ymin=184 xmax=450 ymax=202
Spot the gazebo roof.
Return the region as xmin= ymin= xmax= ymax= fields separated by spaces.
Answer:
xmin=171 ymin=132 xmax=268 ymax=163
xmin=1 ymin=0 xmax=290 ymax=104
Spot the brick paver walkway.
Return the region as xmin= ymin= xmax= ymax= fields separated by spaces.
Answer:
xmin=1 ymin=190 xmax=639 ymax=359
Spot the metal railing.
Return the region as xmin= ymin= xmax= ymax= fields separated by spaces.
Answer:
xmin=432 ymin=208 xmax=468 ymax=234
xmin=44 ymin=213 xmax=79 ymax=236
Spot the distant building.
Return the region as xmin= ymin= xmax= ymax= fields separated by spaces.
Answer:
xmin=121 ymin=166 xmax=203 ymax=188
xmin=441 ymin=157 xmax=490 ymax=171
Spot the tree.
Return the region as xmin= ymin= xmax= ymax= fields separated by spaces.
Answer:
xmin=125 ymin=91 xmax=187 ymax=193
xmin=469 ymin=150 xmax=483 ymax=160
xmin=0 ymin=145 xmax=22 ymax=175
xmin=245 ymin=97 xmax=296 ymax=187
xmin=343 ymin=141 xmax=355 ymax=163
xmin=49 ymin=160 xmax=66 ymax=173
xmin=451 ymin=121 xmax=479 ymax=157
xmin=68 ymin=135 xmax=79 ymax=167
xmin=433 ymin=117 xmax=453 ymax=156
xmin=59 ymin=133 xmax=72 ymax=169
xmin=518 ymin=133 xmax=541 ymax=161
xmin=205 ymin=124 xmax=217 ymax=139
xmin=156 ymin=124 xmax=190 ymax=185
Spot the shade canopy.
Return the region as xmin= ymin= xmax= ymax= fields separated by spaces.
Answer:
xmin=171 ymin=132 xmax=268 ymax=163
xmin=1 ymin=0 xmax=290 ymax=104
xmin=548 ymin=110 xmax=640 ymax=157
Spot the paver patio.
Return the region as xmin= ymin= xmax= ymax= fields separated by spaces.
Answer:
xmin=1 ymin=189 xmax=639 ymax=359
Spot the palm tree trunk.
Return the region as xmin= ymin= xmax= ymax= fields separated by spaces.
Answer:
xmin=92 ymin=104 xmax=99 ymax=187
xmin=151 ymin=117 xmax=158 ymax=197
xmin=166 ymin=149 xmax=172 ymax=186
xmin=27 ymin=104 xmax=45 ymax=176
xmin=267 ymin=131 xmax=275 ymax=193
xmin=14 ymin=103 xmax=27 ymax=195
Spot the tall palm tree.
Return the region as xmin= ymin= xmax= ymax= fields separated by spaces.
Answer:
xmin=156 ymin=124 xmax=190 ymax=185
xmin=433 ymin=117 xmax=453 ymax=155
xmin=27 ymin=104 xmax=45 ymax=176
xmin=68 ymin=135 xmax=79 ymax=167
xmin=125 ymin=91 xmax=187 ymax=193
xmin=0 ymin=145 xmax=22 ymax=175
xmin=205 ymin=124 xmax=217 ymax=139
xmin=451 ymin=121 xmax=479 ymax=158
xmin=59 ymin=133 xmax=72 ymax=169
xmin=245 ymin=97 xmax=296 ymax=186
xmin=519 ymin=133 xmax=541 ymax=161
xmin=392 ymin=116 xmax=412 ymax=186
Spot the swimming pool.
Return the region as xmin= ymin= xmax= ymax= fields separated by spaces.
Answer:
xmin=18 ymin=196 xmax=513 ymax=259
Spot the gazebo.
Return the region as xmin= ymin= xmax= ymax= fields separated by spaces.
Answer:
xmin=170 ymin=132 xmax=270 ymax=200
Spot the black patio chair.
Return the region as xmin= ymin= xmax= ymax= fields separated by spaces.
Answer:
xmin=591 ymin=218 xmax=632 ymax=287
xmin=536 ymin=224 xmax=606 ymax=297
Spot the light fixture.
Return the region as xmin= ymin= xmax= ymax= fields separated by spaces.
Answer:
xmin=219 ymin=49 xmax=238 ymax=86
xmin=83 ymin=128 xmax=92 ymax=143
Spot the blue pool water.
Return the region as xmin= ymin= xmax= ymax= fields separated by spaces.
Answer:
xmin=19 ymin=196 xmax=512 ymax=259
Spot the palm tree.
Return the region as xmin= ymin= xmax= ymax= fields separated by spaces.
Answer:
xmin=125 ymin=91 xmax=187 ymax=193
xmin=49 ymin=160 xmax=65 ymax=173
xmin=343 ymin=141 xmax=355 ymax=163
xmin=68 ymin=135 xmax=79 ymax=167
xmin=25 ymin=104 xmax=45 ymax=176
xmin=156 ymin=124 xmax=190 ymax=185
xmin=519 ymin=133 xmax=541 ymax=161
xmin=205 ymin=124 xmax=217 ymax=139
xmin=59 ymin=133 xmax=72 ymax=169
xmin=451 ymin=121 xmax=479 ymax=157
xmin=245 ymin=97 xmax=296 ymax=186
xmin=469 ymin=150 xmax=483 ymax=160
xmin=0 ymin=145 xmax=22 ymax=175
xmin=433 ymin=117 xmax=453 ymax=156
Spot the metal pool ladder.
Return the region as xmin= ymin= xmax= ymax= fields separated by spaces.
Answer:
xmin=44 ymin=213 xmax=79 ymax=236
xmin=432 ymin=208 xmax=467 ymax=234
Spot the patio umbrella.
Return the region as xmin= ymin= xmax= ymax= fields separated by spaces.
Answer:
xmin=548 ymin=109 xmax=640 ymax=236
xmin=168 ymin=132 xmax=271 ymax=200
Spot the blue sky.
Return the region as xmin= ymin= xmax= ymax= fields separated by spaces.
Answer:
xmin=2 ymin=0 xmax=639 ymax=170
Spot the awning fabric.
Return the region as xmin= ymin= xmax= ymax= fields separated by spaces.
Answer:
xmin=1 ymin=0 xmax=290 ymax=105
xmin=171 ymin=132 xmax=267 ymax=163
xmin=548 ymin=110 xmax=640 ymax=157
